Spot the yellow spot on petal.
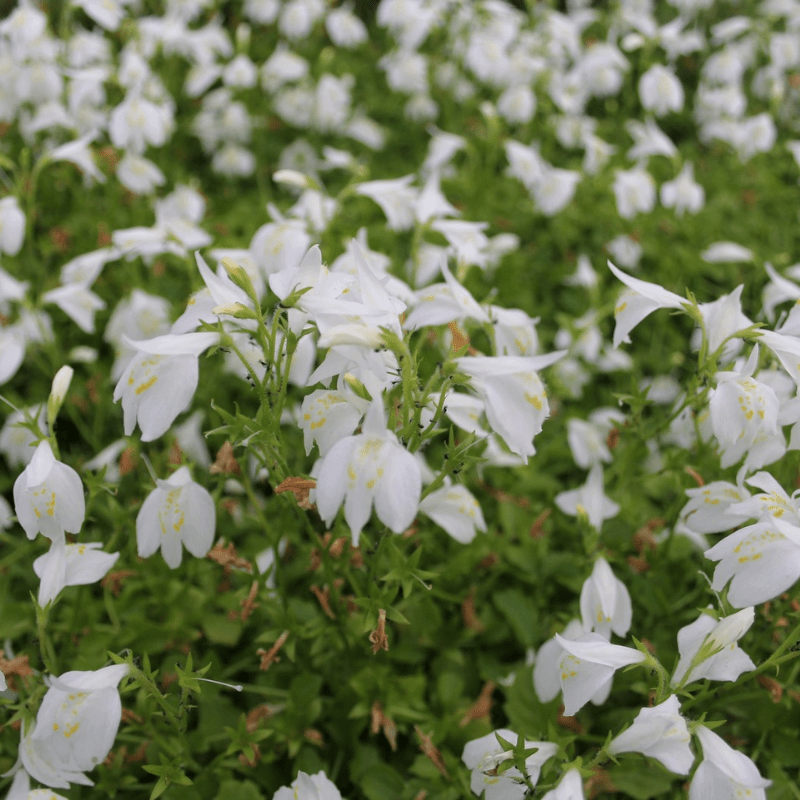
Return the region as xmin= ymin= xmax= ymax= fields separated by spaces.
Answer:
xmin=135 ymin=376 xmax=157 ymax=395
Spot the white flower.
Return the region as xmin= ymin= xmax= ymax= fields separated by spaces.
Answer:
xmin=607 ymin=261 xmax=686 ymax=348
xmin=556 ymin=633 xmax=645 ymax=715
xmin=608 ymin=695 xmax=694 ymax=775
xmin=579 ymin=557 xmax=632 ymax=639
xmin=116 ymin=153 xmax=166 ymax=194
xmin=612 ymin=167 xmax=656 ymax=219
xmin=461 ymin=730 xmax=558 ymax=800
xmin=13 ymin=441 xmax=85 ymax=541
xmin=354 ymin=176 xmax=418 ymax=231
xmin=660 ymin=162 xmax=704 ymax=216
xmin=454 ymin=352 xmax=565 ymax=462
xmin=41 ymin=282 xmax=106 ymax=334
xmin=137 ymin=466 xmax=215 ymax=569
xmin=299 ymin=388 xmax=367 ymax=456
xmin=555 ymin=465 xmax=619 ymax=531
xmin=679 ymin=480 xmax=752 ymax=534
xmin=709 ymin=347 xmax=779 ymax=468
xmin=705 ymin=518 xmax=800 ymax=606
xmin=556 ymin=633 xmax=644 ymax=717
xmin=273 ymin=769 xmax=342 ymax=800
xmin=671 ymin=608 xmax=755 ymax=687
xmin=21 ymin=664 xmax=129 ymax=789
xmin=533 ymin=618 xmax=586 ymax=703
xmin=0 ymin=196 xmax=25 ymax=255
xmin=113 ymin=332 xmax=218 ymax=442
xmin=33 ymin=540 xmax=119 ymax=606
xmin=639 ymin=64 xmax=684 ymax=116
xmin=419 ymin=482 xmax=486 ymax=544
xmin=540 ymin=769 xmax=584 ymax=800
xmin=689 ymin=726 xmax=770 ymax=800
xmin=315 ymin=400 xmax=421 ymax=545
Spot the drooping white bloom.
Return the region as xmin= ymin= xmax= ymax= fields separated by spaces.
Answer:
xmin=462 ymin=730 xmax=558 ymax=800
xmin=33 ymin=540 xmax=119 ymax=606
xmin=704 ymin=517 xmax=800 ymax=606
xmin=273 ymin=770 xmax=342 ymax=800
xmin=639 ymin=64 xmax=684 ymax=116
xmin=354 ymin=176 xmax=418 ymax=231
xmin=608 ymin=695 xmax=694 ymax=775
xmin=315 ymin=400 xmax=421 ymax=544
xmin=689 ymin=726 xmax=770 ymax=800
xmin=13 ymin=441 xmax=85 ymax=541
xmin=116 ymin=153 xmax=166 ymax=194
xmin=299 ymin=388 xmax=367 ymax=456
xmin=679 ymin=480 xmax=752 ymax=534
xmin=579 ymin=557 xmax=632 ymax=639
xmin=21 ymin=664 xmax=129 ymax=789
xmin=0 ymin=196 xmax=25 ymax=255
xmin=709 ymin=347 xmax=780 ymax=468
xmin=540 ymin=769 xmax=584 ymax=800
xmin=113 ymin=332 xmax=218 ymax=441
xmin=612 ymin=166 xmax=656 ymax=219
xmin=419 ymin=481 xmax=486 ymax=544
xmin=660 ymin=162 xmax=704 ymax=216
xmin=533 ymin=618 xmax=587 ymax=703
xmin=136 ymin=466 xmax=215 ymax=569
xmin=607 ymin=261 xmax=686 ymax=348
xmin=454 ymin=352 xmax=565 ymax=462
xmin=671 ymin=608 xmax=755 ymax=687
xmin=41 ymin=282 xmax=106 ymax=334
xmin=556 ymin=633 xmax=645 ymax=716
xmin=555 ymin=464 xmax=620 ymax=531
xmin=700 ymin=242 xmax=754 ymax=264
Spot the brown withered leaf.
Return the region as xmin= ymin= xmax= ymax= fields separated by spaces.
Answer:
xmin=275 ymin=476 xmax=316 ymax=510
xmin=210 ymin=441 xmax=241 ymax=475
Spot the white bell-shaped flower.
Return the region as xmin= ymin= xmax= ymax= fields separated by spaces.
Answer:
xmin=136 ymin=466 xmax=215 ymax=569
xmin=13 ymin=441 xmax=85 ymax=541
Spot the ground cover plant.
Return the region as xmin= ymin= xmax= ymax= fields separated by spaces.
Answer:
xmin=2 ymin=0 xmax=800 ymax=797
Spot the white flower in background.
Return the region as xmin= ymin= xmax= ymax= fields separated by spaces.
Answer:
xmin=701 ymin=242 xmax=754 ymax=263
xmin=325 ymin=5 xmax=368 ymax=48
xmin=497 ymin=84 xmax=536 ymax=124
xmin=613 ymin=166 xmax=656 ymax=219
xmin=671 ymin=608 xmax=755 ymax=687
xmin=606 ymin=236 xmax=641 ymax=270
xmin=579 ymin=557 xmax=632 ymax=639
xmin=34 ymin=539 xmax=119 ymax=606
xmin=0 ymin=196 xmax=25 ymax=256
xmin=555 ymin=464 xmax=619 ymax=531
xmin=136 ymin=466 xmax=215 ymax=569
xmin=46 ymin=134 xmax=106 ymax=185
xmin=454 ymin=351 xmax=565 ymax=462
xmin=556 ymin=633 xmax=645 ymax=716
xmin=273 ymin=770 xmax=342 ymax=800
xmin=113 ymin=331 xmax=218 ymax=442
xmin=639 ymin=64 xmax=684 ymax=116
xmin=41 ymin=282 xmax=106 ymax=334
xmin=72 ymin=0 xmax=129 ymax=31
xmin=354 ymin=176 xmax=418 ymax=231
xmin=21 ymin=664 xmax=129 ymax=789
xmin=116 ymin=153 xmax=166 ymax=194
xmin=462 ymin=730 xmax=557 ymax=800
xmin=104 ymin=289 xmax=172 ymax=379
xmin=660 ymin=162 xmax=704 ymax=216
xmin=626 ymin=119 xmax=677 ymax=161
xmin=13 ymin=441 xmax=85 ymax=541
xmin=608 ymin=695 xmax=694 ymax=775
xmin=108 ymin=94 xmax=172 ymax=154
xmin=689 ymin=726 xmax=770 ymax=800
xmin=419 ymin=481 xmax=486 ymax=544
xmin=0 ymin=405 xmax=47 ymax=467
xmin=315 ymin=400 xmax=421 ymax=545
